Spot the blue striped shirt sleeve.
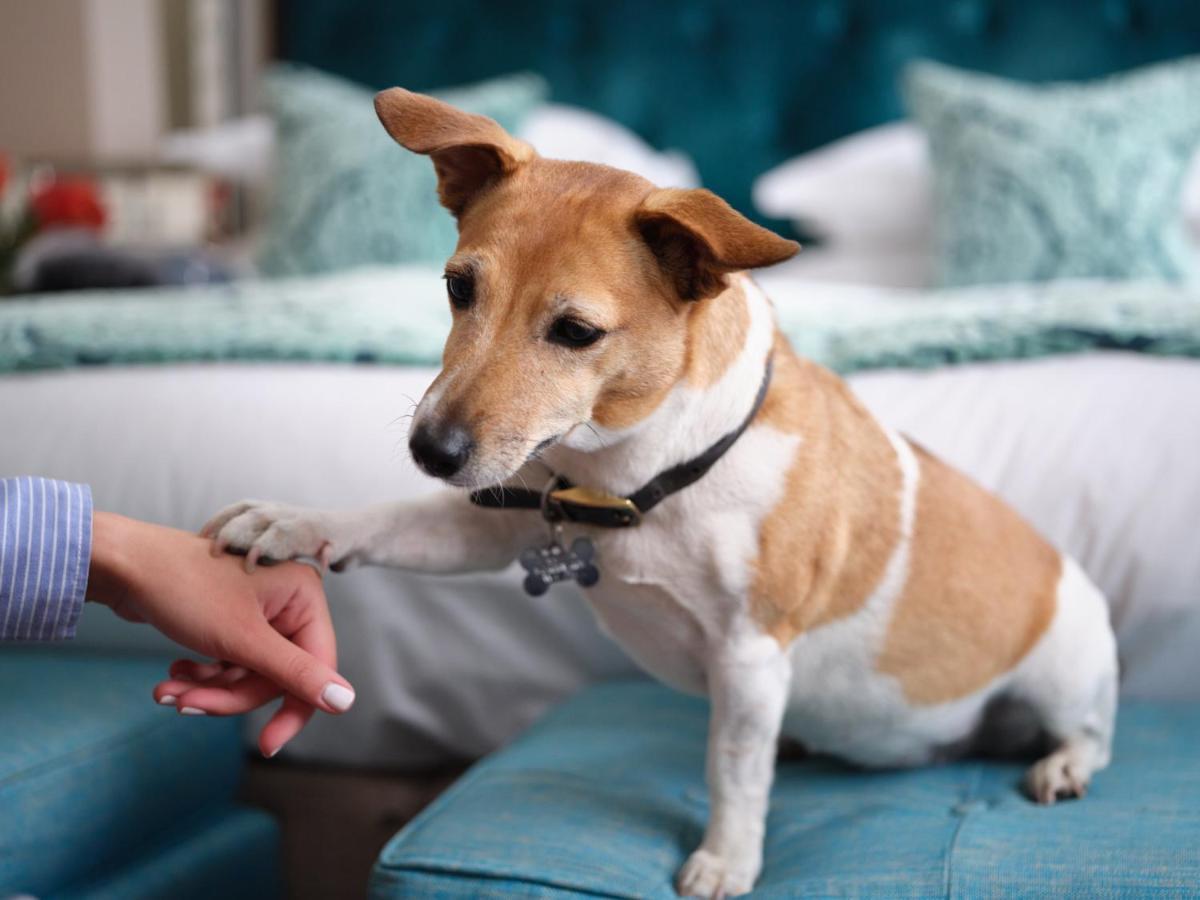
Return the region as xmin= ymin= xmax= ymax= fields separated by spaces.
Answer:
xmin=0 ymin=477 xmax=93 ymax=641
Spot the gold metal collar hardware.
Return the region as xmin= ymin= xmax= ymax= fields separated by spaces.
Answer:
xmin=549 ymin=486 xmax=642 ymax=525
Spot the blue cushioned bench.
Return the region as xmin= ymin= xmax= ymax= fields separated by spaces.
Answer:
xmin=371 ymin=681 xmax=1200 ymax=899
xmin=0 ymin=650 xmax=280 ymax=900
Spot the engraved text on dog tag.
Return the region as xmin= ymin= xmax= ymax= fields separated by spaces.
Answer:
xmin=519 ymin=535 xmax=599 ymax=596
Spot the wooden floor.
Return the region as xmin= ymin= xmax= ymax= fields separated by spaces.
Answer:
xmin=241 ymin=758 xmax=467 ymax=900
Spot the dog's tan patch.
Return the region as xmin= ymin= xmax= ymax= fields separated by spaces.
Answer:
xmin=683 ymin=279 xmax=751 ymax=388
xmin=876 ymin=444 xmax=1060 ymax=705
xmin=435 ymin=159 xmax=689 ymax=446
xmin=590 ymin=276 xmax=751 ymax=428
xmin=749 ymin=335 xmax=903 ymax=646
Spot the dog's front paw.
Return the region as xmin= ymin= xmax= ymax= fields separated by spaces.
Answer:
xmin=676 ymin=848 xmax=760 ymax=899
xmin=201 ymin=500 xmax=341 ymax=571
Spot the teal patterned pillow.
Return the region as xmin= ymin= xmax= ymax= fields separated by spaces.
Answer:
xmin=257 ymin=66 xmax=547 ymax=277
xmin=904 ymin=58 xmax=1200 ymax=287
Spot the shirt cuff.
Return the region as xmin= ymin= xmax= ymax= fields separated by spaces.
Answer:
xmin=0 ymin=477 xmax=93 ymax=641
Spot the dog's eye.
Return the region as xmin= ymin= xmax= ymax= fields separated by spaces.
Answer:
xmin=548 ymin=317 xmax=604 ymax=348
xmin=446 ymin=274 xmax=474 ymax=310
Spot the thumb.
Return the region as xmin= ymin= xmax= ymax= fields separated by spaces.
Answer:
xmin=234 ymin=623 xmax=356 ymax=715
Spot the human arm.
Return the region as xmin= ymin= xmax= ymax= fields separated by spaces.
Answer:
xmin=0 ymin=476 xmax=91 ymax=641
xmin=87 ymin=510 xmax=355 ymax=756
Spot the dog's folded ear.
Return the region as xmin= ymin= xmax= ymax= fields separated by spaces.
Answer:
xmin=375 ymin=88 xmax=535 ymax=217
xmin=634 ymin=188 xmax=800 ymax=301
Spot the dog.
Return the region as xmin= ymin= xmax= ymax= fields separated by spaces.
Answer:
xmin=203 ymin=89 xmax=1119 ymax=898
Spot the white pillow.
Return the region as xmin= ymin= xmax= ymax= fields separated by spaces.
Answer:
xmin=753 ymin=122 xmax=931 ymax=251
xmin=751 ymin=124 xmax=931 ymax=287
xmin=755 ymin=120 xmax=1200 ymax=255
xmin=517 ymin=103 xmax=700 ymax=188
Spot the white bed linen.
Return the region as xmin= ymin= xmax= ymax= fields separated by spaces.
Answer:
xmin=2 ymin=352 xmax=1197 ymax=767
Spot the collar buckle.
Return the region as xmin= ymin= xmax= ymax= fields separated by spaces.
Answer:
xmin=549 ymin=485 xmax=642 ymax=527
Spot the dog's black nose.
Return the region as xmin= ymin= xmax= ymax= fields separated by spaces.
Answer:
xmin=410 ymin=421 xmax=474 ymax=479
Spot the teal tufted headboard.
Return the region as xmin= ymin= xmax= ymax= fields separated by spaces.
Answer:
xmin=278 ymin=0 xmax=1200 ymax=224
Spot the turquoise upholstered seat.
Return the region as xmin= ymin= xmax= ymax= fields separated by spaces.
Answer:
xmin=0 ymin=650 xmax=279 ymax=900
xmin=372 ymin=681 xmax=1200 ymax=898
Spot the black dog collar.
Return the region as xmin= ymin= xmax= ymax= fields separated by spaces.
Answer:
xmin=469 ymin=355 xmax=774 ymax=528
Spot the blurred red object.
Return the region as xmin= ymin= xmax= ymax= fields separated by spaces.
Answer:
xmin=29 ymin=176 xmax=107 ymax=233
xmin=0 ymin=153 xmax=9 ymax=197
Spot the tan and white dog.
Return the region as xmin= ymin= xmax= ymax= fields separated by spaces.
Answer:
xmin=204 ymin=90 xmax=1118 ymax=898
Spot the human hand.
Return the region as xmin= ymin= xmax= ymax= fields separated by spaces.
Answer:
xmin=88 ymin=511 xmax=355 ymax=757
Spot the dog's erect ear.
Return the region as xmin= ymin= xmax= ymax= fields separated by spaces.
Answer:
xmin=634 ymin=188 xmax=800 ymax=301
xmin=374 ymin=88 xmax=535 ymax=217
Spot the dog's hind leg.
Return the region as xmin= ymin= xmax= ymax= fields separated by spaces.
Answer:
xmin=1015 ymin=557 xmax=1118 ymax=804
xmin=1026 ymin=726 xmax=1111 ymax=803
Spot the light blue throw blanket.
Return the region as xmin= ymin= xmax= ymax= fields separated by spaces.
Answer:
xmin=1 ymin=267 xmax=1198 ymax=375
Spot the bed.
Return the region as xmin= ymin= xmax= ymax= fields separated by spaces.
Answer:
xmin=3 ymin=271 xmax=1199 ymax=770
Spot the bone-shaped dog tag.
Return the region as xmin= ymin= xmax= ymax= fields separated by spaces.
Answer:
xmin=519 ymin=535 xmax=599 ymax=596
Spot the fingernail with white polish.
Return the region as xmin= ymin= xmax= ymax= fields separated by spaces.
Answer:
xmin=159 ymin=695 xmax=177 ymax=706
xmin=321 ymin=683 xmax=356 ymax=712
xmin=180 ymin=706 xmax=206 ymax=716
xmin=265 ymin=746 xmax=280 ymax=759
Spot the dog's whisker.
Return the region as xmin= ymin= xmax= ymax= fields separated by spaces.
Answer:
xmin=484 ymin=483 xmax=503 ymax=508
xmin=583 ymin=421 xmax=608 ymax=449
xmin=385 ymin=400 xmax=421 ymax=431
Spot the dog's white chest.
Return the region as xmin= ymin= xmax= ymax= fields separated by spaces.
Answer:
xmin=584 ymin=575 xmax=710 ymax=696
xmin=571 ymin=424 xmax=803 ymax=698
xmin=579 ymin=505 xmax=730 ymax=698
